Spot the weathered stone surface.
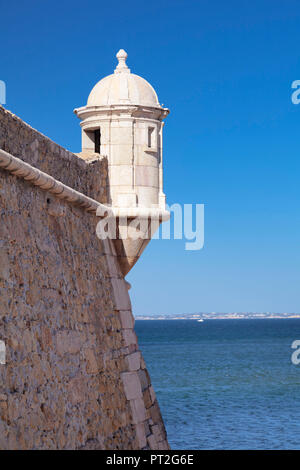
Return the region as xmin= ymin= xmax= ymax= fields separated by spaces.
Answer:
xmin=0 ymin=107 xmax=108 ymax=204
xmin=143 ymin=388 xmax=153 ymax=409
xmin=147 ymin=434 xmax=157 ymax=449
xmin=111 ymin=278 xmax=132 ymax=310
xmin=135 ymin=422 xmax=147 ymax=449
xmin=121 ymin=372 xmax=142 ymax=400
xmin=84 ymin=348 xmax=99 ymax=374
xmin=56 ymin=331 xmax=83 ymax=355
xmin=149 ymin=385 xmax=156 ymax=402
xmin=122 ymin=329 xmax=138 ymax=347
xmin=119 ymin=310 xmax=135 ymax=329
xmin=126 ymin=352 xmax=141 ymax=371
xmin=138 ymin=369 xmax=151 ymax=391
xmin=130 ymin=397 xmax=146 ymax=424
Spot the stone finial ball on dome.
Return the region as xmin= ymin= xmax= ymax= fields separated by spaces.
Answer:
xmin=115 ymin=49 xmax=130 ymax=74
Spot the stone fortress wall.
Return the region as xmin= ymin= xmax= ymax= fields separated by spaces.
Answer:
xmin=0 ymin=105 xmax=169 ymax=450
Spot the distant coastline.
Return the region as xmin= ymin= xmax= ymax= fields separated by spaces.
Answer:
xmin=135 ymin=312 xmax=300 ymax=320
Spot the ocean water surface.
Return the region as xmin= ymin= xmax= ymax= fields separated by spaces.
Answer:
xmin=135 ymin=319 xmax=300 ymax=449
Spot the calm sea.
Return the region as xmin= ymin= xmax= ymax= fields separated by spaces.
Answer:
xmin=135 ymin=319 xmax=300 ymax=449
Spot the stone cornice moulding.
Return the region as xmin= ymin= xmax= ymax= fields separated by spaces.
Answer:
xmin=74 ymin=105 xmax=169 ymax=122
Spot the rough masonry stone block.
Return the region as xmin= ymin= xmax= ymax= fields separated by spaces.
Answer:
xmin=121 ymin=372 xmax=142 ymax=400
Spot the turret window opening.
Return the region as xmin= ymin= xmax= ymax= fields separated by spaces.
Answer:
xmin=94 ymin=128 xmax=101 ymax=154
xmin=148 ymin=127 xmax=154 ymax=148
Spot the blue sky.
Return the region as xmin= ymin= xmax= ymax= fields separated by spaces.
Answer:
xmin=1 ymin=0 xmax=300 ymax=314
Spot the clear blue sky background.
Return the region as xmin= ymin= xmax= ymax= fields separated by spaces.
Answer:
xmin=1 ymin=0 xmax=300 ymax=314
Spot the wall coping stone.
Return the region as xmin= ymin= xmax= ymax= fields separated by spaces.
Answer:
xmin=0 ymin=148 xmax=109 ymax=215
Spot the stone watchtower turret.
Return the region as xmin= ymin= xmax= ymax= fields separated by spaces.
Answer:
xmin=74 ymin=50 xmax=170 ymax=275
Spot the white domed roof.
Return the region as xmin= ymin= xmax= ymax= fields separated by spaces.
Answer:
xmin=87 ymin=49 xmax=161 ymax=108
